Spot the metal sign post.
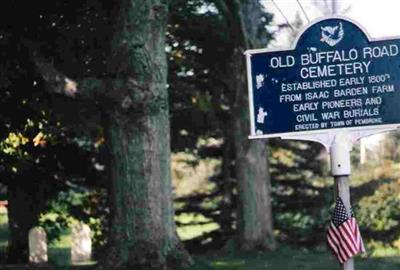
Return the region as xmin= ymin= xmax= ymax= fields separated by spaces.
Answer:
xmin=335 ymin=174 xmax=355 ymax=270
xmin=330 ymin=133 xmax=354 ymax=270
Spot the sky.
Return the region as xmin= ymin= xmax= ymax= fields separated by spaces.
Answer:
xmin=263 ymin=0 xmax=400 ymax=47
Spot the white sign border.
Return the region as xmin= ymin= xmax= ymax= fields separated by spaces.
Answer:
xmin=245 ymin=15 xmax=400 ymax=144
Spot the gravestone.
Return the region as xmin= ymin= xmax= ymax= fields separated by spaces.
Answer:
xmin=29 ymin=227 xmax=48 ymax=263
xmin=71 ymin=223 xmax=92 ymax=264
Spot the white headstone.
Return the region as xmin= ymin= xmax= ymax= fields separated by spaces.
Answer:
xmin=29 ymin=227 xmax=48 ymax=263
xmin=71 ymin=223 xmax=92 ymax=264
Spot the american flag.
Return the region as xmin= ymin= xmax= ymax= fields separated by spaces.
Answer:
xmin=327 ymin=197 xmax=365 ymax=264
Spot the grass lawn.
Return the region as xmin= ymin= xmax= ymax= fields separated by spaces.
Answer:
xmin=189 ymin=246 xmax=400 ymax=270
xmin=176 ymin=213 xmax=220 ymax=241
xmin=0 ymin=213 xmax=8 ymax=250
xmin=47 ymin=232 xmax=72 ymax=267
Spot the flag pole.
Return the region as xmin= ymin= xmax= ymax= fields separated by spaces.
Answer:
xmin=330 ymin=133 xmax=354 ymax=270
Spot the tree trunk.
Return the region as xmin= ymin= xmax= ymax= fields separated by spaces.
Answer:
xmin=230 ymin=54 xmax=276 ymax=251
xmin=104 ymin=110 xmax=189 ymax=269
xmin=230 ymin=0 xmax=276 ymax=251
xmin=219 ymin=131 xmax=234 ymax=239
xmin=99 ymin=1 xmax=190 ymax=269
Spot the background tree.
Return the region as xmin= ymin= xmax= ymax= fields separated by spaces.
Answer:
xmin=168 ymin=0 xmax=276 ymax=251
xmin=227 ymin=0 xmax=276 ymax=251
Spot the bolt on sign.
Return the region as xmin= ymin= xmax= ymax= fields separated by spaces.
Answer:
xmin=245 ymin=17 xmax=400 ymax=140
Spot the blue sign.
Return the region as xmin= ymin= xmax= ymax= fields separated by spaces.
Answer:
xmin=246 ymin=17 xmax=400 ymax=138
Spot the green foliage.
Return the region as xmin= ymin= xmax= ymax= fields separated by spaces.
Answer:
xmin=39 ymin=186 xmax=109 ymax=253
xmin=39 ymin=189 xmax=84 ymax=243
xmin=357 ymin=179 xmax=400 ymax=241
xmin=0 ymin=132 xmax=29 ymax=157
xmin=40 ymin=216 xmax=70 ymax=244
xmin=276 ymin=212 xmax=317 ymax=238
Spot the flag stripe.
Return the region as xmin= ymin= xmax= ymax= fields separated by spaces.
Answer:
xmin=352 ymin=218 xmax=361 ymax=251
xmin=340 ymin=221 xmax=358 ymax=254
xmin=327 ymin=197 xmax=366 ymax=264
xmin=328 ymin=223 xmax=348 ymax=262
xmin=327 ymin=236 xmax=344 ymax=262
xmin=327 ymin=229 xmax=339 ymax=254
xmin=351 ymin=217 xmax=364 ymax=253
xmin=334 ymin=223 xmax=354 ymax=258
xmin=337 ymin=242 xmax=348 ymax=264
